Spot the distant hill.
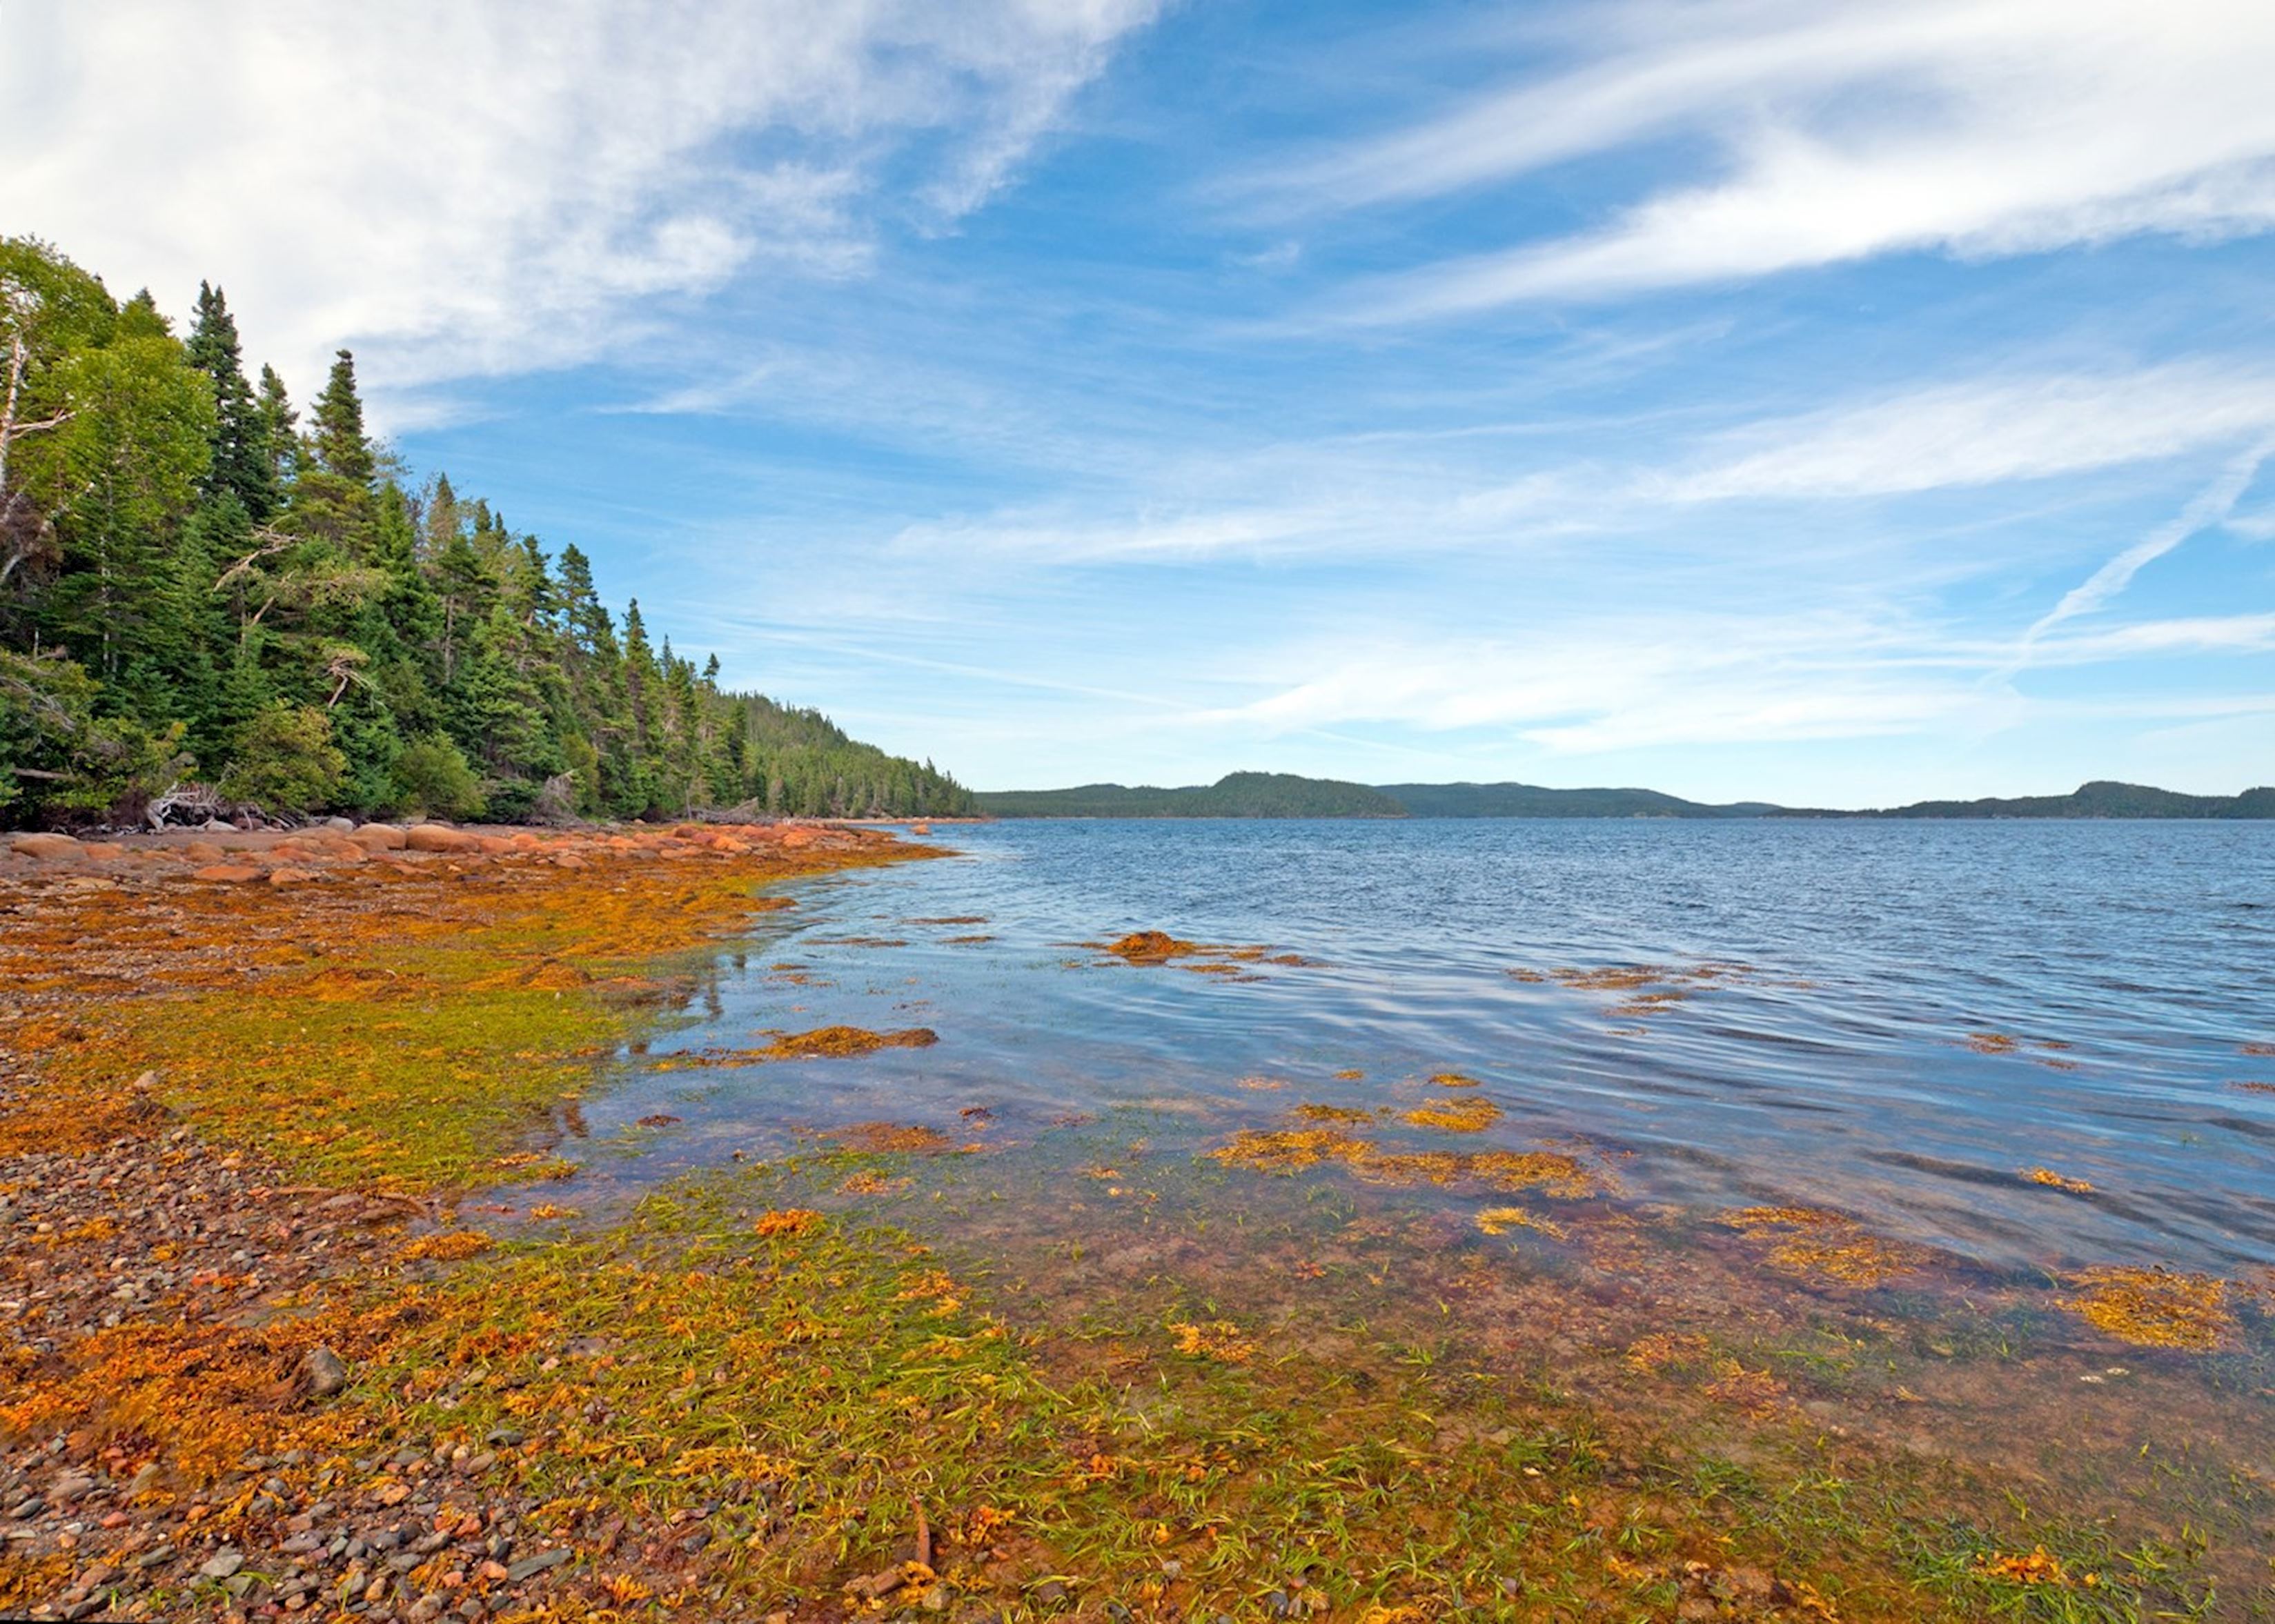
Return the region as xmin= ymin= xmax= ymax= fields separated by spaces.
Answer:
xmin=976 ymin=771 xmax=1404 ymax=818
xmin=1380 ymin=782 xmax=1777 ymax=818
xmin=976 ymin=772 xmax=2275 ymax=820
xmin=1830 ymin=780 xmax=2275 ymax=820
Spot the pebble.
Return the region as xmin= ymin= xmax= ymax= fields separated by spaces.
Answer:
xmin=302 ymin=1344 xmax=351 ymax=1396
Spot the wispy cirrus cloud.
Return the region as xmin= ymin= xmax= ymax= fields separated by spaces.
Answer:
xmin=1258 ymin=0 xmax=2275 ymax=318
xmin=0 ymin=1 xmax=1159 ymax=404
xmin=1199 ymin=600 xmax=2275 ymax=761
xmin=878 ymin=358 xmax=2275 ymax=567
xmin=1665 ymin=364 xmax=2275 ymax=502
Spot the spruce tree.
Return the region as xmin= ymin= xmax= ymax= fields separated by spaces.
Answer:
xmin=186 ymin=283 xmax=277 ymax=519
xmin=310 ymin=348 xmax=375 ymax=486
xmin=255 ymin=365 xmax=297 ymax=491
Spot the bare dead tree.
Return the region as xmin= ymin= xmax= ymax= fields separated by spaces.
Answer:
xmin=0 ymin=279 xmax=76 ymax=590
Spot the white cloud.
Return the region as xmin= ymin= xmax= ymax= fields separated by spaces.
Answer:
xmin=1668 ymin=364 xmax=2275 ymax=502
xmin=1208 ymin=617 xmax=1983 ymax=753
xmin=1270 ymin=0 xmax=2275 ymax=317
xmin=1203 ymin=593 xmax=2275 ymax=759
xmin=0 ymin=1 xmax=1156 ymax=407
xmin=2031 ymin=613 xmax=2275 ymax=660
xmin=869 ymin=359 xmax=2275 ymax=569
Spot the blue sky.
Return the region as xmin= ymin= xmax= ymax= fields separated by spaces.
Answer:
xmin=6 ymin=1 xmax=2274 ymax=804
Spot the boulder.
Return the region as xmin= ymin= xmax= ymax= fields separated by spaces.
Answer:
xmin=405 ymin=823 xmax=480 ymax=853
xmin=10 ymin=833 xmax=84 ymax=860
xmin=323 ymin=816 xmax=356 ymax=833
xmin=79 ymin=840 xmax=127 ymax=861
xmin=268 ymin=867 xmax=317 ymax=886
xmin=184 ymin=841 xmax=226 ymax=864
xmin=192 ymin=864 xmax=264 ymax=883
xmin=351 ymin=823 xmax=408 ymax=851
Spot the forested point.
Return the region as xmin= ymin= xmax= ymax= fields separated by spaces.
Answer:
xmin=0 ymin=237 xmax=974 ymax=829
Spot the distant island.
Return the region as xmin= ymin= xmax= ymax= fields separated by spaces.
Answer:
xmin=976 ymin=773 xmax=2275 ymax=820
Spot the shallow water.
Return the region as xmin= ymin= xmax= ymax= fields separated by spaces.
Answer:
xmin=567 ymin=818 xmax=2275 ymax=1280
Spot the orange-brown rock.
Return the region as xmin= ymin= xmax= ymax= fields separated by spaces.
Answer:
xmin=192 ymin=864 xmax=265 ymax=883
xmin=406 ymin=824 xmax=481 ymax=854
xmin=184 ymin=840 xmax=226 ymax=864
xmin=351 ymin=824 xmax=409 ymax=851
xmin=268 ymin=867 xmax=318 ymax=886
xmin=79 ymin=841 xmax=126 ymax=862
xmin=10 ymin=833 xmax=84 ymax=860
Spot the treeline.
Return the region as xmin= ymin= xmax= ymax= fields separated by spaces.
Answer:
xmin=0 ymin=237 xmax=972 ymax=827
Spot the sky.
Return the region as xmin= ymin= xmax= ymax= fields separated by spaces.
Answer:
xmin=4 ymin=0 xmax=2273 ymax=806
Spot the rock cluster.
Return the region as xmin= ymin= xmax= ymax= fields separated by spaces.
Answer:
xmin=0 ymin=1060 xmax=589 ymax=1623
xmin=3 ymin=820 xmax=863 ymax=894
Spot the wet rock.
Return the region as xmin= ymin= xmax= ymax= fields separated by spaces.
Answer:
xmin=192 ymin=864 xmax=265 ymax=884
xmin=506 ymin=1547 xmax=570 ymax=1581
xmin=847 ymin=1567 xmax=908 ymax=1600
xmin=302 ymin=1345 xmax=351 ymax=1397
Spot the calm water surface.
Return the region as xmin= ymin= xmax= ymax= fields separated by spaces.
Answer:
xmin=569 ymin=818 xmax=2275 ymax=1280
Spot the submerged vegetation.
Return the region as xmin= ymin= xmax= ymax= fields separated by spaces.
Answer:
xmin=0 ymin=236 xmax=972 ymax=826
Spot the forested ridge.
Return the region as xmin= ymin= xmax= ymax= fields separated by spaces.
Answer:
xmin=0 ymin=237 xmax=972 ymax=828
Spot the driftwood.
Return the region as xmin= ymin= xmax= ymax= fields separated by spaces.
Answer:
xmin=146 ymin=780 xmax=225 ymax=831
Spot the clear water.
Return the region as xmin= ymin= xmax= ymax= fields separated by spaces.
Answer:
xmin=569 ymin=818 xmax=2275 ymax=1280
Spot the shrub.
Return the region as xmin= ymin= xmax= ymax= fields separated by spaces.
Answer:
xmin=391 ymin=734 xmax=485 ymax=821
xmin=219 ymin=702 xmax=346 ymax=814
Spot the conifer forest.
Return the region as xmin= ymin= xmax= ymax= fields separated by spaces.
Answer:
xmin=0 ymin=237 xmax=974 ymax=828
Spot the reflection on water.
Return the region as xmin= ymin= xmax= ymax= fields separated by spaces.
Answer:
xmin=567 ymin=818 xmax=2275 ymax=1276
xmin=520 ymin=818 xmax=2274 ymax=1602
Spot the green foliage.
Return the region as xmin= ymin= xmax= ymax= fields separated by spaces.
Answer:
xmin=218 ymin=701 xmax=346 ymax=814
xmin=0 ymin=648 xmax=190 ymax=823
xmin=0 ymin=235 xmax=972 ymax=828
xmin=391 ymin=733 xmax=485 ymax=820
